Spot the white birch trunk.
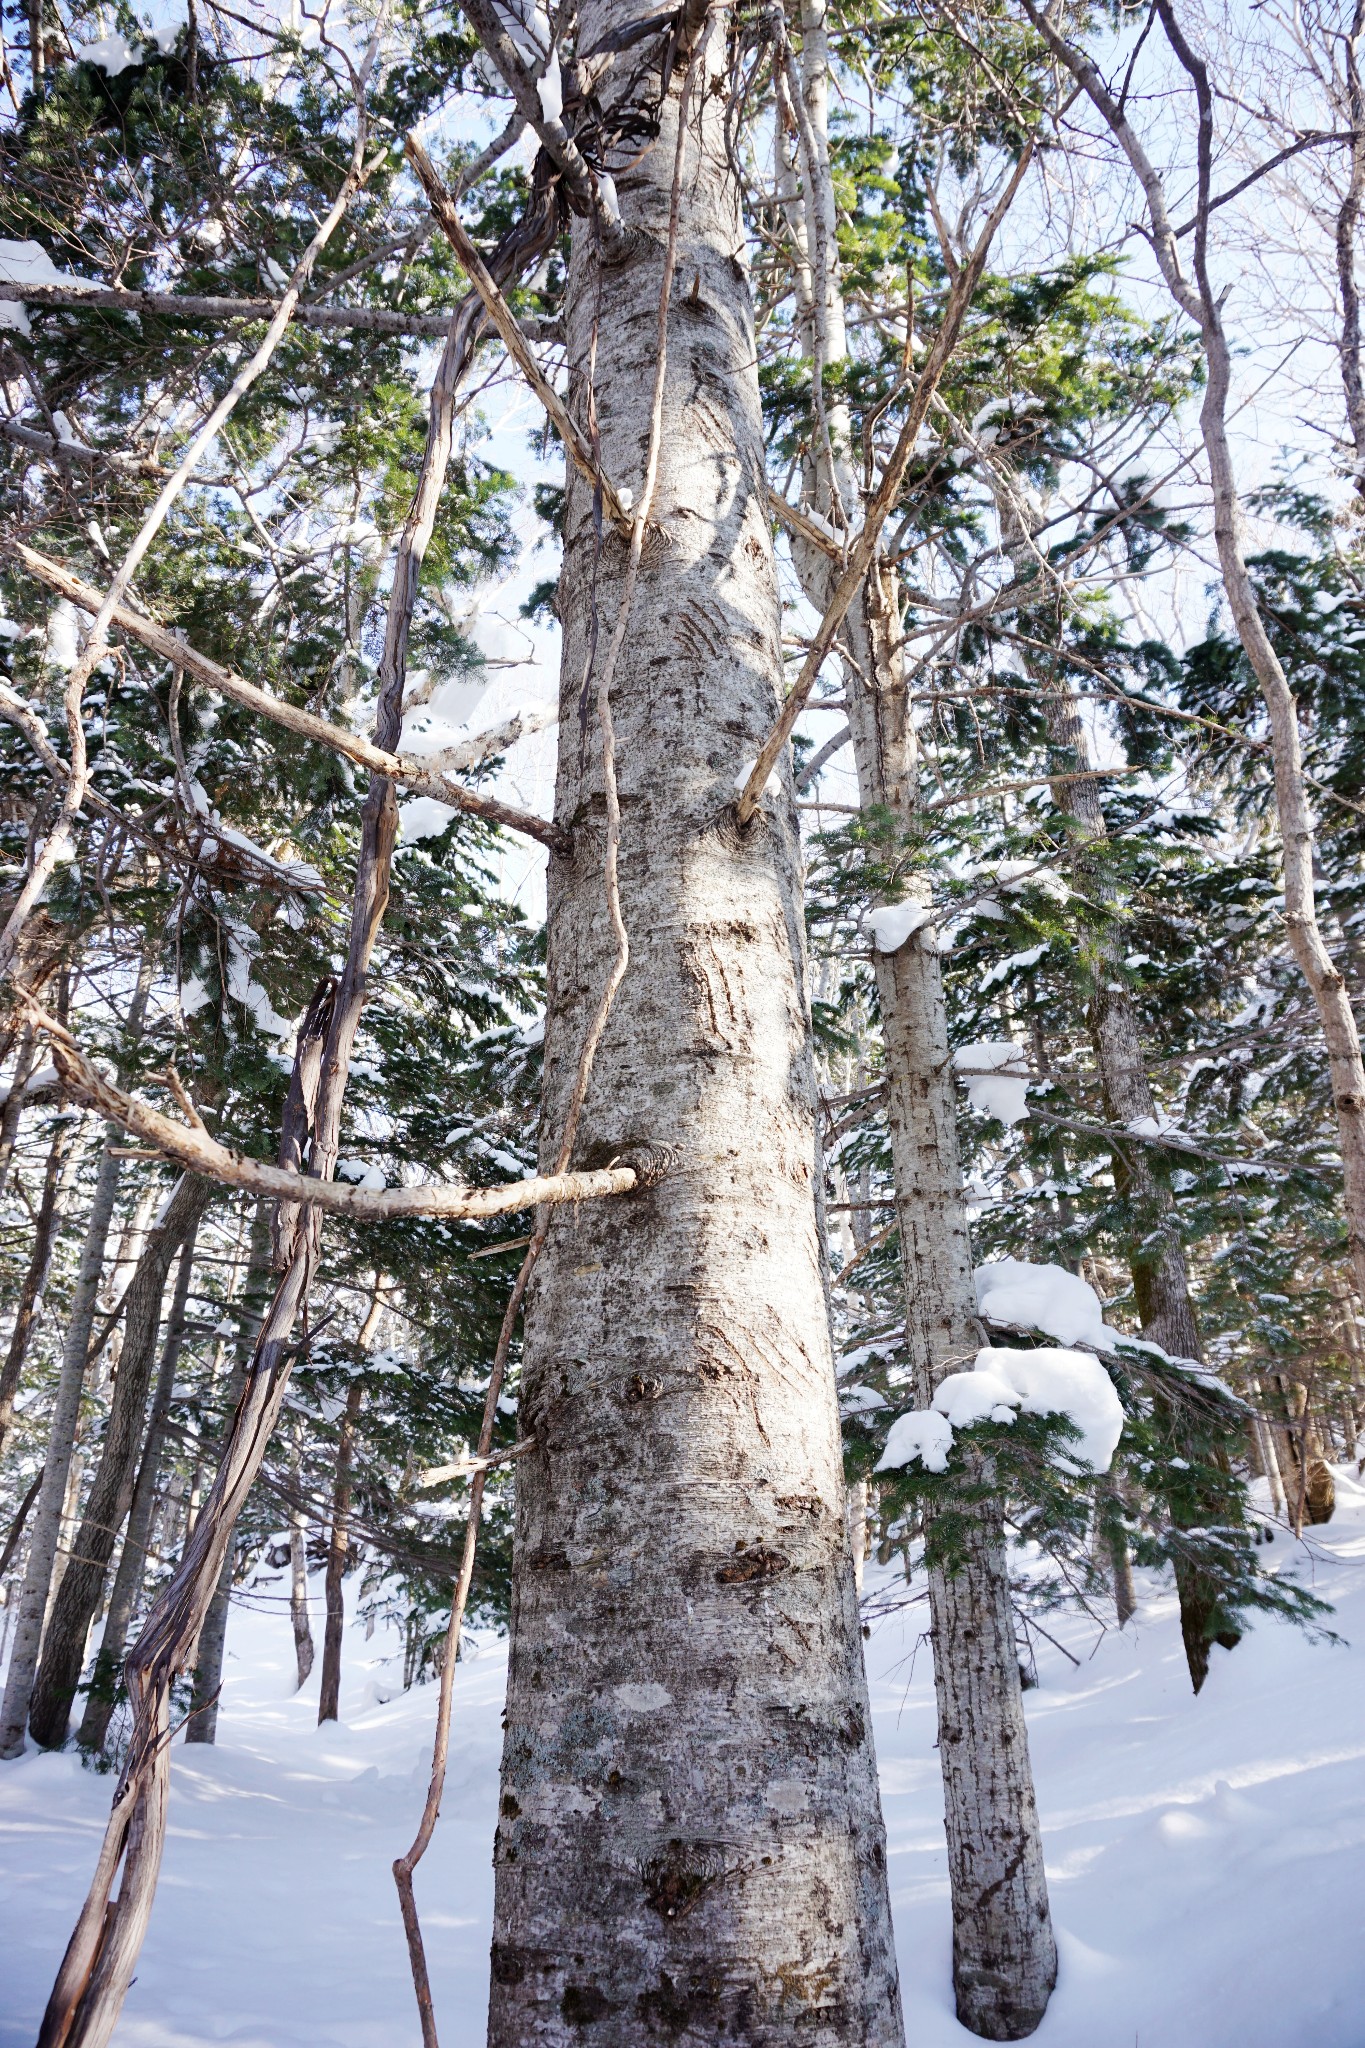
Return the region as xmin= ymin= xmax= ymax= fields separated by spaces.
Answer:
xmin=485 ymin=16 xmax=903 ymax=2040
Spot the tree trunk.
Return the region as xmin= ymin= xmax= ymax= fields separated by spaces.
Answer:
xmin=288 ymin=1427 xmax=314 ymax=1690
xmin=485 ymin=17 xmax=903 ymax=2042
xmin=0 ymin=1122 xmax=126 ymax=1757
xmin=0 ymin=1110 xmax=81 ymax=1463
xmin=0 ymin=1023 xmax=38 ymax=1200
xmin=0 ymin=1471 xmax=43 ymax=1582
xmin=1026 ymin=644 xmax=1243 ymax=1693
xmin=1032 ymin=1 xmax=1365 ymax=1308
xmin=316 ymin=1377 xmax=362 ymax=1723
xmin=1247 ymin=1379 xmax=1288 ymax=1518
xmin=184 ymin=1202 xmax=274 ymax=1745
xmin=29 ymin=1175 xmax=212 ymax=1749
xmin=774 ymin=8 xmax=1055 ymax=2030
xmin=78 ymin=1221 xmax=202 ymax=1754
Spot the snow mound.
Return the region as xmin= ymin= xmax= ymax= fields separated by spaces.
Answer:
xmin=875 ymin=1343 xmax=1123 ymax=1475
xmin=868 ymin=901 xmax=935 ymax=954
xmin=953 ymin=1041 xmax=1030 ymax=1125
xmin=877 ymin=1406 xmax=954 ymax=1473
xmin=0 ymin=238 xmax=100 ymax=337
xmin=975 ymin=1256 xmax=1121 ymax=1350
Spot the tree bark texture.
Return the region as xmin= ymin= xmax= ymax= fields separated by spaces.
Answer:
xmin=777 ymin=9 xmax=1055 ymax=2026
xmin=0 ymin=1024 xmax=38 ymax=1201
xmin=289 ymin=1428 xmax=315 ymax=1690
xmin=29 ymin=1174 xmax=212 ymax=1749
xmin=1040 ymin=673 xmax=1243 ymax=1692
xmin=0 ymin=1110 xmax=80 ymax=1463
xmin=485 ymin=22 xmax=903 ymax=2044
xmin=78 ymin=1222 xmax=202 ymax=1754
xmin=317 ymin=1377 xmax=362 ymax=1723
xmin=185 ymin=1202 xmax=274 ymax=1746
xmin=0 ymin=1125 xmax=125 ymax=1758
xmin=849 ymin=674 xmax=1056 ymax=2041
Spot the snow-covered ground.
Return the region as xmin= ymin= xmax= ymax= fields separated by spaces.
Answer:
xmin=4 ymin=1476 xmax=1364 ymax=2048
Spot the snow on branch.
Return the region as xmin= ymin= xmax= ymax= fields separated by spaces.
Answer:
xmin=875 ymin=1345 xmax=1125 ymax=1478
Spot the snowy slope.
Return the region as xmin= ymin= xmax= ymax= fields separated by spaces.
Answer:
xmin=3 ymin=1478 xmax=1365 ymax=2048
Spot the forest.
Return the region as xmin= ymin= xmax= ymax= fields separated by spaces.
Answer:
xmin=0 ymin=0 xmax=1362 ymax=2041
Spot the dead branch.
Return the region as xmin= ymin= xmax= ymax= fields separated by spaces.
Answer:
xmin=5 ymin=543 xmax=568 ymax=855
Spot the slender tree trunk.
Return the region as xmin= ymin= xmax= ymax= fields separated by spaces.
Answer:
xmin=1335 ymin=4 xmax=1365 ymax=501
xmin=316 ymin=1377 xmax=362 ymax=1723
xmin=288 ymin=1426 xmax=314 ymax=1689
xmin=776 ymin=7 xmax=1055 ymax=2031
xmin=78 ymin=1222 xmax=202 ymax=1754
xmin=1032 ymin=0 xmax=1365 ymax=1309
xmin=0 ymin=1022 xmax=38 ymax=1199
xmin=184 ymin=1202 xmax=274 ymax=1745
xmin=0 ymin=1110 xmax=80 ymax=1462
xmin=486 ymin=16 xmax=903 ymax=2041
xmin=29 ymin=1175 xmax=212 ymax=1749
xmin=0 ymin=1471 xmax=43 ymax=1582
xmin=1247 ymin=1379 xmax=1288 ymax=1518
xmin=1038 ymin=664 xmax=1243 ymax=1692
xmin=830 ymin=602 xmax=1057 ymax=2039
xmin=0 ymin=1124 xmax=126 ymax=1756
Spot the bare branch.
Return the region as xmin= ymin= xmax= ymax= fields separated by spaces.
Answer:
xmin=5 ymin=542 xmax=569 ymax=855
xmin=735 ymin=139 xmax=1035 ymax=824
xmin=406 ymin=134 xmax=634 ymax=530
xmin=26 ymin=999 xmax=645 ymax=1221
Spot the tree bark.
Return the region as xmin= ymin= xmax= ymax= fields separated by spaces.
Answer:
xmin=78 ymin=1221 xmax=202 ymax=1755
xmin=485 ymin=15 xmax=903 ymax=2042
xmin=29 ymin=1174 xmax=212 ymax=1749
xmin=0 ymin=1471 xmax=43 ymax=1582
xmin=0 ymin=1022 xmax=38 ymax=1199
xmin=184 ymin=1202 xmax=274 ymax=1745
xmin=0 ymin=1121 xmax=126 ymax=1757
xmin=288 ymin=1427 xmax=314 ymax=1690
xmin=0 ymin=1110 xmax=80 ymax=1463
xmin=1037 ymin=662 xmax=1243 ymax=1693
xmin=777 ymin=7 xmax=1055 ymax=2031
xmin=317 ymin=1377 xmax=362 ymax=1724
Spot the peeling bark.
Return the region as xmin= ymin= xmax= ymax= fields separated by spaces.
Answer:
xmin=29 ymin=1175 xmax=213 ymax=1750
xmin=78 ymin=1223 xmax=202 ymax=1755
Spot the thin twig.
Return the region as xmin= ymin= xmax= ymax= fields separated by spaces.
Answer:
xmin=735 ymin=138 xmax=1035 ymax=824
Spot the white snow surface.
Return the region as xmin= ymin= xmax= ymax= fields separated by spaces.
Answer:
xmin=953 ymin=1040 xmax=1030 ymax=1125
xmin=878 ymin=1405 xmax=955 ymax=1472
xmin=0 ymin=240 xmax=99 ymax=334
xmin=74 ymin=30 xmax=143 ymax=71
xmin=4 ymin=1485 xmax=1365 ymax=2046
xmin=398 ymin=794 xmax=457 ymax=842
xmin=975 ymin=1256 xmax=1121 ymax=1350
xmin=875 ymin=1344 xmax=1124 ymax=1476
xmin=868 ymin=901 xmax=935 ymax=954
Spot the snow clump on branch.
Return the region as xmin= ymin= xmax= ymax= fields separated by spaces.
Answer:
xmin=975 ymin=1256 xmax=1122 ymax=1351
xmin=875 ymin=1344 xmax=1123 ymax=1477
xmin=952 ymin=1041 xmax=1030 ymax=1125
